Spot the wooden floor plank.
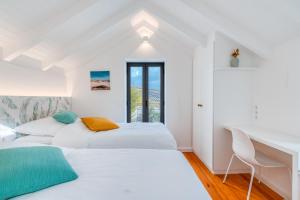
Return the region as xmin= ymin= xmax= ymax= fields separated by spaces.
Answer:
xmin=183 ymin=152 xmax=283 ymax=200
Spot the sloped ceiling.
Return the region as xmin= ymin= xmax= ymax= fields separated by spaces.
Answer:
xmin=0 ymin=0 xmax=299 ymax=72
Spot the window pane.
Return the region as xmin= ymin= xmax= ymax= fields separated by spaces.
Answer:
xmin=148 ymin=67 xmax=161 ymax=122
xmin=130 ymin=67 xmax=143 ymax=122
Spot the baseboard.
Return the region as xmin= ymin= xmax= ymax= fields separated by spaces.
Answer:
xmin=178 ymin=147 xmax=193 ymax=152
xmin=213 ymin=169 xmax=250 ymax=175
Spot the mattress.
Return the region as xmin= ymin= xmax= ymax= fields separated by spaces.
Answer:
xmin=52 ymin=121 xmax=177 ymax=150
xmin=12 ymin=147 xmax=210 ymax=200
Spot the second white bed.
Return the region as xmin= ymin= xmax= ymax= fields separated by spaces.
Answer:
xmin=26 ymin=121 xmax=178 ymax=149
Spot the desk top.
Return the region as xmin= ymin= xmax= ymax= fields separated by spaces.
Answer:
xmin=224 ymin=125 xmax=300 ymax=156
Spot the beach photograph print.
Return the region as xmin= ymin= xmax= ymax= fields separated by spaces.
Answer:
xmin=90 ymin=71 xmax=111 ymax=90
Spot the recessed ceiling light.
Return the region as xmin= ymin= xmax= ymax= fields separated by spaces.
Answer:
xmin=136 ymin=26 xmax=154 ymax=39
xmin=131 ymin=10 xmax=159 ymax=29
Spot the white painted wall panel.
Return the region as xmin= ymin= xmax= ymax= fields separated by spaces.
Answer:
xmin=254 ymin=37 xmax=300 ymax=137
xmin=67 ymin=36 xmax=194 ymax=150
xmin=213 ymin=70 xmax=255 ymax=172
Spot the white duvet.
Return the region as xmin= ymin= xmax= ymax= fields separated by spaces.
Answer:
xmin=14 ymin=135 xmax=53 ymax=145
xmin=12 ymin=147 xmax=210 ymax=200
xmin=52 ymin=121 xmax=177 ymax=150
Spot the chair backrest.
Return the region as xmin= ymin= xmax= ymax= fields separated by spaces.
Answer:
xmin=231 ymin=128 xmax=256 ymax=164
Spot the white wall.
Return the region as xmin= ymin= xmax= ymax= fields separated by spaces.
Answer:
xmin=212 ymin=33 xmax=297 ymax=198
xmin=193 ymin=31 xmax=297 ymax=197
xmin=0 ymin=61 xmax=67 ymax=96
xmin=250 ymin=37 xmax=300 ymax=199
xmin=191 ymin=32 xmax=258 ymax=172
xmin=254 ymin=37 xmax=300 ymax=136
xmin=66 ymin=35 xmax=194 ymax=150
xmin=214 ymin=32 xmax=260 ymax=69
xmin=212 ymin=33 xmax=258 ymax=172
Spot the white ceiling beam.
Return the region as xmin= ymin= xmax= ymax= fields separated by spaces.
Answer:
xmin=57 ymin=20 xmax=134 ymax=70
xmin=181 ymin=0 xmax=271 ymax=58
xmin=3 ymin=0 xmax=99 ymax=62
xmin=132 ymin=20 xmax=158 ymax=33
xmin=58 ymin=2 xmax=206 ymax=71
xmin=66 ymin=26 xmax=196 ymax=72
xmin=154 ymin=28 xmax=195 ymax=56
xmin=79 ymin=30 xmax=136 ymax=67
xmin=153 ymin=34 xmax=194 ymax=57
xmin=43 ymin=2 xmax=142 ymax=71
xmin=65 ymin=28 xmax=195 ymax=73
xmin=65 ymin=29 xmax=136 ymax=72
xmin=43 ymin=17 xmax=130 ymax=70
xmin=158 ymin=19 xmax=199 ymax=48
xmin=59 ymin=10 xmax=201 ymax=71
xmin=141 ymin=1 xmax=208 ymax=47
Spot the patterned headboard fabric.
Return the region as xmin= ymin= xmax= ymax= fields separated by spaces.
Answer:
xmin=0 ymin=96 xmax=71 ymax=128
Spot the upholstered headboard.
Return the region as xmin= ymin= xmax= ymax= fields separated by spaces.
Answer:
xmin=0 ymin=96 xmax=71 ymax=128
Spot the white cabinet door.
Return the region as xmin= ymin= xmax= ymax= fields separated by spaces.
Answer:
xmin=193 ymin=45 xmax=214 ymax=171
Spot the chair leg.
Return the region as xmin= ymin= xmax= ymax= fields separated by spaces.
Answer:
xmin=258 ymin=166 xmax=262 ymax=184
xmin=223 ymin=154 xmax=235 ymax=183
xmin=247 ymin=166 xmax=255 ymax=200
xmin=287 ymin=167 xmax=292 ymax=185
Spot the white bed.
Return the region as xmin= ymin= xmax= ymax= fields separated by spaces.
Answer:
xmin=51 ymin=121 xmax=177 ymax=150
xmin=14 ymin=135 xmax=53 ymax=145
xmin=11 ymin=147 xmax=210 ymax=200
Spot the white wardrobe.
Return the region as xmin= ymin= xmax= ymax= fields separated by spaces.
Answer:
xmin=193 ymin=32 xmax=259 ymax=173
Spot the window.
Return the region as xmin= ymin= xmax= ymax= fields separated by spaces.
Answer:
xmin=127 ymin=62 xmax=165 ymax=123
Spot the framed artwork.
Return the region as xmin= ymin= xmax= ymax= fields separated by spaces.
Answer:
xmin=90 ymin=71 xmax=110 ymax=90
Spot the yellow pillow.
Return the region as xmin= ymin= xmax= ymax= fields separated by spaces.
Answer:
xmin=81 ymin=117 xmax=119 ymax=132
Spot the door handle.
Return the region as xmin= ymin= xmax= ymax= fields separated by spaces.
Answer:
xmin=197 ymin=104 xmax=203 ymax=107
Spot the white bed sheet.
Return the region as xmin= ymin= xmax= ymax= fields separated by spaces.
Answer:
xmin=52 ymin=121 xmax=177 ymax=150
xmin=13 ymin=148 xmax=210 ymax=200
xmin=14 ymin=135 xmax=53 ymax=145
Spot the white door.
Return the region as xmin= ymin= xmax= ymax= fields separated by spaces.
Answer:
xmin=192 ymin=45 xmax=214 ymax=171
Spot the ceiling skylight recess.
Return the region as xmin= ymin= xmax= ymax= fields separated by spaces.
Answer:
xmin=131 ymin=10 xmax=159 ymax=40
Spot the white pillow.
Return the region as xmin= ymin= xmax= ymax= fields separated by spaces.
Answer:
xmin=15 ymin=117 xmax=65 ymax=137
xmin=52 ymin=120 xmax=89 ymax=148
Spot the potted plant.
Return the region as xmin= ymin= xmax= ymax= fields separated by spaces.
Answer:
xmin=230 ymin=48 xmax=240 ymax=67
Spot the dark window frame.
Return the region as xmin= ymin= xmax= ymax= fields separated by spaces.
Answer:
xmin=127 ymin=62 xmax=165 ymax=123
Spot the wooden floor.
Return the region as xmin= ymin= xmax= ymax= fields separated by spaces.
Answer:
xmin=183 ymin=152 xmax=283 ymax=200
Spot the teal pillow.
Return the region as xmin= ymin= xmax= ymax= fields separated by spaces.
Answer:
xmin=53 ymin=111 xmax=77 ymax=124
xmin=0 ymin=146 xmax=78 ymax=199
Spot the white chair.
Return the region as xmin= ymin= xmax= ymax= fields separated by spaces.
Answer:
xmin=223 ymin=128 xmax=290 ymax=200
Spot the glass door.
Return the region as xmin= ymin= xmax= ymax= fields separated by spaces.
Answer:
xmin=127 ymin=62 xmax=164 ymax=123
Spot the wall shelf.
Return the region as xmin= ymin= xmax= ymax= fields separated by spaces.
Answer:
xmin=214 ymin=67 xmax=258 ymax=71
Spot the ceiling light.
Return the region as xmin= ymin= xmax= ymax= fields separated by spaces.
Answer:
xmin=136 ymin=26 xmax=154 ymax=39
xmin=131 ymin=10 xmax=159 ymax=29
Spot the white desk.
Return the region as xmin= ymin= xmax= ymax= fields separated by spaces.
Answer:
xmin=225 ymin=125 xmax=300 ymax=200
